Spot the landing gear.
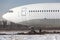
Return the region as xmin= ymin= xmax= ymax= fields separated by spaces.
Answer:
xmin=39 ymin=28 xmax=42 ymax=34
xmin=28 ymin=26 xmax=42 ymax=34
xmin=28 ymin=26 xmax=37 ymax=34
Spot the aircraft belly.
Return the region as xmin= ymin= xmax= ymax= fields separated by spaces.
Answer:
xmin=18 ymin=19 xmax=60 ymax=28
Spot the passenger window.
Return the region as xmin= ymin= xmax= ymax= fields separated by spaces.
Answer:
xmin=58 ymin=10 xmax=59 ymax=12
xmin=40 ymin=10 xmax=41 ymax=12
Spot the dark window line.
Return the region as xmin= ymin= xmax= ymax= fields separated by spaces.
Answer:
xmin=29 ymin=10 xmax=59 ymax=12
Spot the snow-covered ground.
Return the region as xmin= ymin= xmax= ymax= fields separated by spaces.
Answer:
xmin=0 ymin=34 xmax=60 ymax=40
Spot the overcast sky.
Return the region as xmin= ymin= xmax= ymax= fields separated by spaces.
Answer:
xmin=0 ymin=0 xmax=60 ymax=19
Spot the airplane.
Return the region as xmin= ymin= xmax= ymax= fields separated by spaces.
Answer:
xmin=2 ymin=3 xmax=60 ymax=30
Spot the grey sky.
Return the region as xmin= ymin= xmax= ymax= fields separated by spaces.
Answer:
xmin=0 ymin=0 xmax=60 ymax=19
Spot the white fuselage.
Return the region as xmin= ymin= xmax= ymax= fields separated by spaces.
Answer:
xmin=2 ymin=3 xmax=60 ymax=29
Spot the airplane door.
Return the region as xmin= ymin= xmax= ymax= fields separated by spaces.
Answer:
xmin=21 ymin=7 xmax=27 ymax=16
xmin=21 ymin=7 xmax=27 ymax=21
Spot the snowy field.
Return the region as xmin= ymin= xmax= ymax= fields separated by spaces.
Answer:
xmin=0 ymin=34 xmax=60 ymax=40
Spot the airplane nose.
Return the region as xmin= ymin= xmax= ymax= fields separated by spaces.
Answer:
xmin=2 ymin=13 xmax=9 ymax=20
xmin=2 ymin=13 xmax=20 ymax=23
xmin=2 ymin=13 xmax=15 ymax=22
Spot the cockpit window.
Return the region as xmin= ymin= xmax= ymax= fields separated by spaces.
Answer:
xmin=8 ymin=10 xmax=13 ymax=13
